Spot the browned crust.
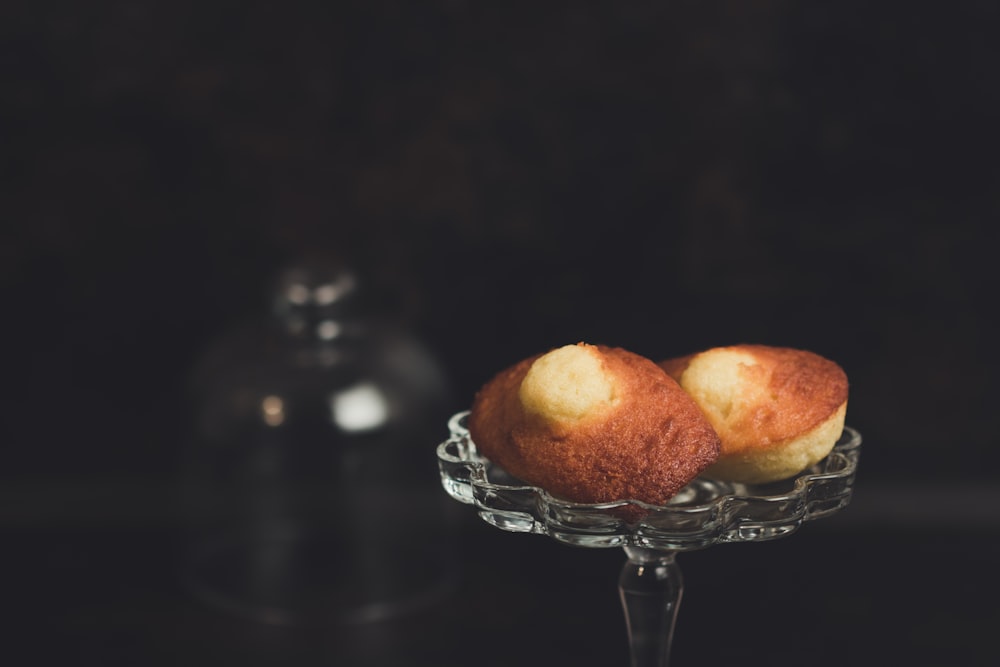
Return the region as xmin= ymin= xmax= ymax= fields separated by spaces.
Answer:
xmin=468 ymin=344 xmax=721 ymax=506
xmin=659 ymin=344 xmax=848 ymax=454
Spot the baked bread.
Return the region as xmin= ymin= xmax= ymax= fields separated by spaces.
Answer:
xmin=659 ymin=344 xmax=848 ymax=484
xmin=468 ymin=343 xmax=721 ymax=508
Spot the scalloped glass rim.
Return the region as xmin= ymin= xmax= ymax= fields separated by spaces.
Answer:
xmin=437 ymin=411 xmax=861 ymax=550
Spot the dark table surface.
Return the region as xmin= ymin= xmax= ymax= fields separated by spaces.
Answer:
xmin=6 ymin=473 xmax=998 ymax=667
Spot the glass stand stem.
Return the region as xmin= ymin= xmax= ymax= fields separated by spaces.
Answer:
xmin=619 ymin=547 xmax=683 ymax=667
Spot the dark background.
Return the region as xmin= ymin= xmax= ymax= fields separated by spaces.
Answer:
xmin=3 ymin=2 xmax=998 ymax=666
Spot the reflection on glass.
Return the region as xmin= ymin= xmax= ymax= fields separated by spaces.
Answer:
xmin=330 ymin=382 xmax=388 ymax=433
xmin=316 ymin=319 xmax=341 ymax=341
xmin=261 ymin=395 xmax=285 ymax=427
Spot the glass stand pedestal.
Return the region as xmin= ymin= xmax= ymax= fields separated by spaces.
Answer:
xmin=438 ymin=412 xmax=861 ymax=666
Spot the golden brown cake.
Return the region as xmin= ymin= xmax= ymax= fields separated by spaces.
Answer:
xmin=659 ymin=344 xmax=848 ymax=484
xmin=468 ymin=343 xmax=721 ymax=508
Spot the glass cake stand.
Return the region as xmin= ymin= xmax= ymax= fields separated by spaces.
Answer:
xmin=437 ymin=411 xmax=861 ymax=667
